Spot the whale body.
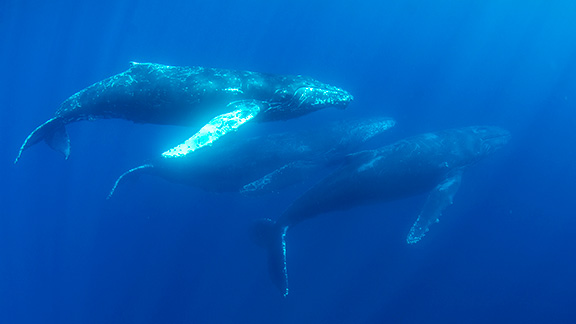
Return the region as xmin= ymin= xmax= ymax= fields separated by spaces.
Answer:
xmin=16 ymin=62 xmax=353 ymax=163
xmin=253 ymin=126 xmax=510 ymax=296
xmin=108 ymin=117 xmax=396 ymax=198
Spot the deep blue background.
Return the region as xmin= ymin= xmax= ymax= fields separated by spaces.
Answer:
xmin=1 ymin=1 xmax=576 ymax=323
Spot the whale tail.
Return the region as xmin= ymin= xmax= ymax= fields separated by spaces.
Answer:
xmin=15 ymin=117 xmax=70 ymax=163
xmin=107 ymin=164 xmax=154 ymax=199
xmin=251 ymin=218 xmax=289 ymax=296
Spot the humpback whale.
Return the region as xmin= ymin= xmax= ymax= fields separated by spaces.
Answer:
xmin=15 ymin=62 xmax=353 ymax=163
xmin=253 ymin=126 xmax=510 ymax=296
xmin=107 ymin=117 xmax=396 ymax=198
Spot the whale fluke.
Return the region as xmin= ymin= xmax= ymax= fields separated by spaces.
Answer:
xmin=251 ymin=218 xmax=289 ymax=296
xmin=107 ymin=164 xmax=154 ymax=199
xmin=15 ymin=117 xmax=69 ymax=163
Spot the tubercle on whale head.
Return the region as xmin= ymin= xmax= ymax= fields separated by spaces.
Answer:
xmin=294 ymin=85 xmax=353 ymax=109
xmin=265 ymin=76 xmax=353 ymax=120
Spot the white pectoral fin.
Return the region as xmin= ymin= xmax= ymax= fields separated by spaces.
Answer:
xmin=406 ymin=170 xmax=464 ymax=244
xmin=161 ymin=101 xmax=262 ymax=159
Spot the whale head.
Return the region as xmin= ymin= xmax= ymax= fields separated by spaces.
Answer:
xmin=264 ymin=76 xmax=353 ymax=120
xmin=473 ymin=126 xmax=511 ymax=156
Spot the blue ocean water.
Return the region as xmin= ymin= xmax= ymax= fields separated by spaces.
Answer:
xmin=1 ymin=0 xmax=576 ymax=323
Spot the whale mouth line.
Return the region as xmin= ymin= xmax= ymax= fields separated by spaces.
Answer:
xmin=482 ymin=133 xmax=511 ymax=146
xmin=483 ymin=133 xmax=510 ymax=140
xmin=480 ymin=129 xmax=511 ymax=154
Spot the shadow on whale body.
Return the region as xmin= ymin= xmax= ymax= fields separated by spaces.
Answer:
xmin=15 ymin=62 xmax=353 ymax=163
xmin=252 ymin=126 xmax=511 ymax=296
xmin=107 ymin=117 xmax=396 ymax=199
